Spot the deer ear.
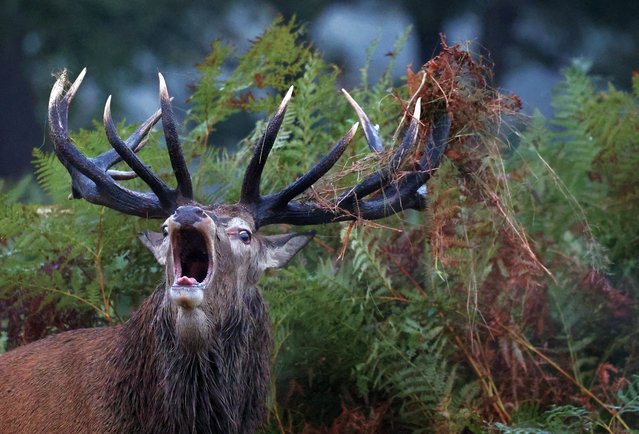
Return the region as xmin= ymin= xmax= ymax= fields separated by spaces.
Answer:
xmin=261 ymin=231 xmax=315 ymax=270
xmin=139 ymin=231 xmax=167 ymax=265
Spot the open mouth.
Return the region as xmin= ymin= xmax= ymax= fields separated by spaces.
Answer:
xmin=171 ymin=227 xmax=213 ymax=287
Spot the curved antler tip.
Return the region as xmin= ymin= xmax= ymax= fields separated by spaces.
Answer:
xmin=341 ymin=91 xmax=383 ymax=154
xmin=49 ymin=74 xmax=66 ymax=109
xmin=412 ymin=98 xmax=422 ymax=122
xmin=350 ymin=121 xmax=360 ymax=135
xmin=158 ymin=72 xmax=169 ymax=99
xmin=103 ymin=95 xmax=121 ymax=142
xmin=70 ymin=67 xmax=86 ymax=87
xmin=49 ymin=68 xmax=86 ymax=116
xmin=63 ymin=67 xmax=87 ymax=103
xmin=283 ymin=85 xmax=294 ymax=101
xmin=103 ymin=95 xmax=113 ymax=122
xmin=276 ymin=85 xmax=294 ymax=115
xmin=344 ymin=122 xmax=360 ymax=143
xmin=341 ymin=88 xmax=356 ymax=105
xmin=341 ymin=89 xmax=369 ymax=124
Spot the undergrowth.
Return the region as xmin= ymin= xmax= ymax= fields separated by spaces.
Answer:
xmin=1 ymin=19 xmax=638 ymax=432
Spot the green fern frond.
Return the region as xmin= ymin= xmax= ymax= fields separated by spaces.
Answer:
xmin=343 ymin=226 xmax=394 ymax=296
xmin=618 ymin=375 xmax=639 ymax=418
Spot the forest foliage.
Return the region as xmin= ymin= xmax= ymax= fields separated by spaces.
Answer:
xmin=1 ymin=19 xmax=638 ymax=433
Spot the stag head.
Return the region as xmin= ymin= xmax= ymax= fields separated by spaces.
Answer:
xmin=137 ymin=203 xmax=313 ymax=348
xmin=48 ymin=69 xmax=449 ymax=350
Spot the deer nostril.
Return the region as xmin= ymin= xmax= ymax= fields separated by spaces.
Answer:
xmin=174 ymin=206 xmax=206 ymax=226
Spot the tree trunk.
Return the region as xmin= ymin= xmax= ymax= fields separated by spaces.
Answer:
xmin=0 ymin=33 xmax=41 ymax=178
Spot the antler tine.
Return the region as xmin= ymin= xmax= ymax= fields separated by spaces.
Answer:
xmin=341 ymin=89 xmax=383 ymax=153
xmin=358 ymin=110 xmax=450 ymax=215
xmin=49 ymin=69 xmax=84 ymax=165
xmin=95 ymin=107 xmax=162 ymax=173
xmin=107 ymin=170 xmax=139 ymax=180
xmin=337 ymin=112 xmax=447 ymax=218
xmin=50 ymin=68 xmax=164 ymax=176
xmin=337 ymin=98 xmax=422 ymax=207
xmin=240 ymin=86 xmax=294 ymax=204
xmin=103 ymin=96 xmax=176 ymax=208
xmin=49 ymin=70 xmax=127 ymax=190
xmin=159 ymin=73 xmax=193 ymax=200
xmin=269 ymin=122 xmax=359 ymax=209
xmin=48 ymin=69 xmax=185 ymax=218
xmin=391 ymin=100 xmax=421 ymax=171
xmin=55 ymin=68 xmax=86 ymax=125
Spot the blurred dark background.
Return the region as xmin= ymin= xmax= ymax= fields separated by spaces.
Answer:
xmin=2 ymin=0 xmax=637 ymax=179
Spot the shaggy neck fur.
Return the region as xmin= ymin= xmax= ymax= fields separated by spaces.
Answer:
xmin=107 ymin=284 xmax=271 ymax=434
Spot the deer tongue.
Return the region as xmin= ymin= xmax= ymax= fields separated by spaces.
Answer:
xmin=176 ymin=276 xmax=199 ymax=286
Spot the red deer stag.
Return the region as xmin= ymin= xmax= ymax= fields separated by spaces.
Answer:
xmin=0 ymin=69 xmax=450 ymax=433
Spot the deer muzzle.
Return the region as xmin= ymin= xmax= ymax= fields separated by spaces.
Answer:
xmin=168 ymin=206 xmax=214 ymax=309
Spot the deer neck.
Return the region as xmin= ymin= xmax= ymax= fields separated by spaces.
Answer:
xmin=109 ymin=284 xmax=272 ymax=433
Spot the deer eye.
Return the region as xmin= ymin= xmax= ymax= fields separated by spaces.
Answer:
xmin=238 ymin=229 xmax=252 ymax=244
xmin=162 ymin=226 xmax=168 ymax=237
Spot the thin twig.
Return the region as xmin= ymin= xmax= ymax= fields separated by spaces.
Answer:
xmin=40 ymin=286 xmax=105 ymax=316
xmin=337 ymin=221 xmax=355 ymax=262
xmin=501 ymin=323 xmax=631 ymax=432
xmin=393 ymin=71 xmax=428 ymax=143
xmin=450 ymin=330 xmax=511 ymax=423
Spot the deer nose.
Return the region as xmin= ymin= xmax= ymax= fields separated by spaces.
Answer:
xmin=173 ymin=206 xmax=207 ymax=227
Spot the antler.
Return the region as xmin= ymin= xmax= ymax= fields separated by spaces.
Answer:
xmin=239 ymin=88 xmax=451 ymax=228
xmin=48 ymin=69 xmax=192 ymax=218
xmin=50 ymin=71 xmax=448 ymax=225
